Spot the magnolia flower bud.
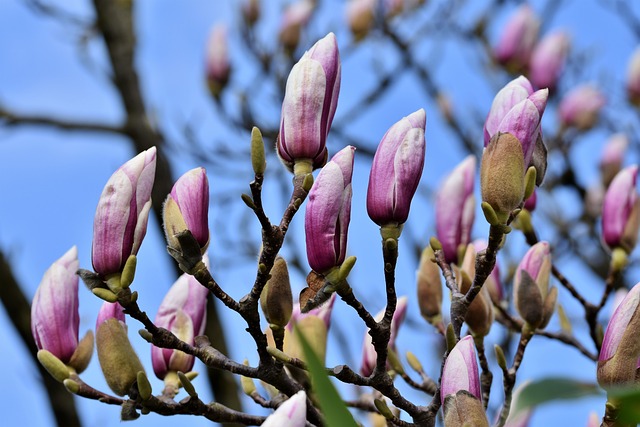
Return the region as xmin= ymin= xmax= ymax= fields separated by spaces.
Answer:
xmin=305 ymin=146 xmax=354 ymax=273
xmin=367 ymin=109 xmax=426 ymax=226
xmin=278 ymin=33 xmax=340 ymax=172
xmin=457 ymin=245 xmax=494 ymax=337
xmin=558 ymin=85 xmax=606 ymax=131
xmin=494 ymin=5 xmax=540 ymax=72
xmin=260 ymin=257 xmax=294 ymax=328
xmin=602 ymin=165 xmax=640 ymax=254
xmin=514 ymin=242 xmax=557 ymax=329
xmin=360 ymin=297 xmax=408 ymax=377
xmin=95 ymin=302 xmax=125 ymax=329
xmin=529 ymin=31 xmax=570 ymax=91
xmin=586 ymin=412 xmax=600 ymax=427
xmin=279 ymin=0 xmax=314 ymax=52
xmin=31 ymin=247 xmax=80 ymax=365
xmin=92 ymin=147 xmax=156 ymax=277
xmin=436 ymin=155 xmax=475 ymax=263
xmin=346 ymin=0 xmax=376 ymax=41
xmin=151 ymin=257 xmax=210 ymax=379
xmin=96 ymin=301 xmax=145 ymax=396
xmin=480 ymin=133 xmax=526 ymax=223
xmin=163 ymin=167 xmax=210 ymax=254
xmin=262 ymin=390 xmax=307 ymax=427
xmin=484 ymin=76 xmax=548 ymax=168
xmin=597 ymin=282 xmax=640 ymax=389
xmin=627 ymin=47 xmax=640 ymax=106
xmin=600 ymin=134 xmax=629 ymax=187
xmin=205 ymin=24 xmax=230 ymax=98
xmin=284 ymin=294 xmax=336 ymax=365
xmin=441 ymin=336 xmax=488 ymax=427
xmin=416 ymin=246 xmax=443 ymax=327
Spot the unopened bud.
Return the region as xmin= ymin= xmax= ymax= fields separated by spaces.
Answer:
xmin=251 ymin=127 xmax=266 ymax=175
xmin=261 ymin=257 xmax=294 ymax=328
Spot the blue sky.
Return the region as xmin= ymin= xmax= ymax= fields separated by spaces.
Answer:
xmin=1 ymin=0 xmax=640 ymax=426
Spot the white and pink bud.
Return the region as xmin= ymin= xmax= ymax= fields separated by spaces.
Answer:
xmin=262 ymin=390 xmax=307 ymax=427
xmin=278 ymin=33 xmax=341 ymax=172
xmin=92 ymin=147 xmax=156 ymax=277
xmin=494 ymin=5 xmax=540 ymax=72
xmin=367 ymin=109 xmax=426 ymax=226
xmin=529 ymin=31 xmax=570 ymax=91
xmin=436 ymin=155 xmax=476 ymax=264
xmin=205 ymin=24 xmax=230 ymax=98
xmin=602 ymin=165 xmax=640 ymax=254
xmin=558 ymin=85 xmax=606 ymax=131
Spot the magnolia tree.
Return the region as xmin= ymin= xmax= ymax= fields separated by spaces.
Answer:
xmin=5 ymin=0 xmax=640 ymax=426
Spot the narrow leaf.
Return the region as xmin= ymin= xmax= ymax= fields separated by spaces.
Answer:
xmin=511 ymin=378 xmax=601 ymax=417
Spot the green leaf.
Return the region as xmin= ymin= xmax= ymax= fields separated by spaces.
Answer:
xmin=295 ymin=328 xmax=358 ymax=426
xmin=608 ymin=386 xmax=640 ymax=423
xmin=511 ymin=378 xmax=601 ymax=417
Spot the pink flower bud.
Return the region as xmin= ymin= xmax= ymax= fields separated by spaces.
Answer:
xmin=494 ymin=5 xmax=540 ymax=71
xmin=514 ymin=241 xmax=557 ymax=328
xmin=441 ymin=335 xmax=481 ymax=404
xmin=279 ymin=0 xmax=315 ymax=51
xmin=289 ymin=293 xmax=336 ymax=332
xmin=305 ymin=146 xmax=354 ymax=273
xmin=163 ymin=167 xmax=210 ymax=252
xmin=598 ymin=282 xmax=640 ymax=388
xmin=31 ymin=247 xmax=80 ymax=364
xmin=586 ymin=412 xmax=600 ymax=427
xmin=367 ymin=109 xmax=426 ymax=226
xmin=346 ymin=0 xmax=376 ymax=41
xmin=360 ymin=297 xmax=408 ymax=376
xmin=600 ymin=134 xmax=628 ymax=187
xmin=262 ymin=390 xmax=307 ymax=427
xmin=484 ymin=76 xmax=548 ymax=167
xmin=436 ymin=155 xmax=476 ymax=263
xmin=529 ymin=31 xmax=570 ymax=91
xmin=627 ymin=47 xmax=640 ymax=105
xmin=96 ymin=302 xmax=125 ymax=330
xmin=92 ymin=147 xmax=156 ymax=277
xmin=278 ymin=33 xmax=341 ymax=171
xmin=206 ymin=24 xmax=230 ymax=98
xmin=151 ymin=257 xmax=210 ymax=379
xmin=284 ymin=294 xmax=336 ymax=366
xmin=558 ymin=85 xmax=606 ymax=131
xmin=602 ymin=165 xmax=640 ymax=253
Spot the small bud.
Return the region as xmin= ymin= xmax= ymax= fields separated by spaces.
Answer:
xmin=137 ymin=371 xmax=152 ymax=400
xmin=67 ymin=331 xmax=94 ymax=374
xmin=480 ymin=133 xmax=526 ymax=223
xmin=262 ymin=390 xmax=307 ymax=427
xmin=278 ymin=0 xmax=314 ymax=52
xmin=558 ymin=85 xmax=606 ymax=131
xmin=63 ymin=378 xmax=80 ymax=394
xmin=250 ymin=127 xmax=266 ymax=175
xmin=92 ymin=147 xmax=156 ymax=277
xmin=120 ymin=255 xmax=137 ymax=289
xmin=374 ymin=398 xmax=395 ymax=419
xmin=346 ymin=0 xmax=376 ymax=41
xmin=494 ymin=345 xmax=507 ymax=371
xmin=436 ymin=155 xmax=476 ymax=264
xmin=305 ymin=146 xmax=355 ymax=273
xmin=367 ymin=109 xmax=426 ymax=227
xmin=178 ymin=371 xmax=198 ymax=398
xmin=416 ymin=246 xmax=443 ymax=329
xmin=406 ymin=351 xmax=424 ymax=373
xmin=163 ymin=167 xmax=210 ymax=255
xmin=37 ymin=349 xmax=71 ymax=383
xmin=600 ymin=134 xmax=629 ymax=187
xmin=494 ymin=5 xmax=540 ymax=73
xmin=278 ymin=32 xmax=340 ymax=171
xmin=602 ymin=165 xmax=640 ymax=254
xmin=260 ymin=257 xmax=294 ymax=328
xmin=627 ymin=47 xmax=640 ymax=106
xmin=92 ymin=287 xmax=118 ymax=302
xmin=205 ymin=24 xmax=230 ymax=98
